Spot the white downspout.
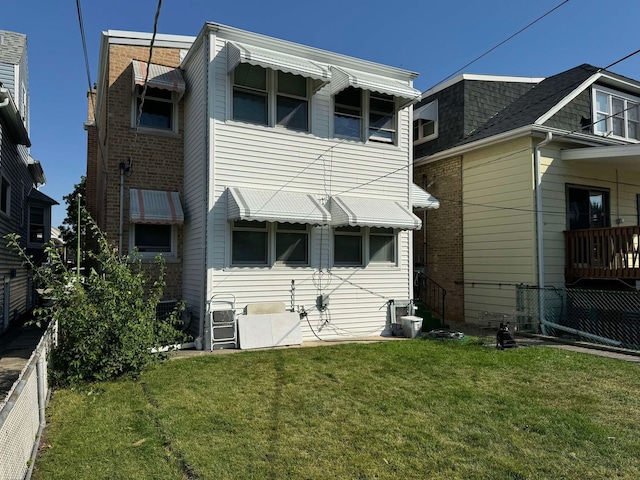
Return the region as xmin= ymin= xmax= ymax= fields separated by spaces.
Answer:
xmin=534 ymin=132 xmax=553 ymax=333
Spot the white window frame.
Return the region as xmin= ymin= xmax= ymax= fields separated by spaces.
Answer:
xmin=27 ymin=203 xmax=51 ymax=248
xmin=0 ymin=175 xmax=10 ymax=218
xmin=231 ymin=65 xmax=311 ymax=133
xmin=230 ymin=221 xmax=311 ymax=267
xmin=131 ymin=85 xmax=179 ymax=134
xmin=592 ymin=86 xmax=640 ymax=142
xmin=333 ymin=88 xmax=398 ymax=144
xmin=129 ymin=223 xmax=178 ymax=259
xmin=332 ymin=226 xmax=398 ymax=267
xmin=413 ymin=99 xmax=438 ymax=145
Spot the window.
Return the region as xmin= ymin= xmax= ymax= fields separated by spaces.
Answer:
xmin=334 ymin=226 xmax=398 ymax=266
xmin=1 ymin=176 xmax=9 ymax=217
xmin=369 ymin=93 xmax=396 ymax=142
xmin=334 ymin=87 xmax=362 ymax=139
xmin=28 ymin=206 xmax=45 ymax=243
xmin=334 ymin=226 xmax=363 ymax=266
xmin=413 ymin=100 xmax=438 ymax=143
xmin=231 ymin=221 xmax=310 ymax=266
xmin=131 ymin=224 xmax=176 ymax=256
xmin=232 ymin=65 xmax=309 ymax=132
xmin=133 ymin=86 xmax=176 ymax=131
xmin=567 ymin=185 xmax=610 ymax=230
xmin=593 ymin=87 xmax=640 ymax=141
xmin=276 ymin=223 xmax=308 ymax=264
xmin=369 ymin=227 xmax=395 ymax=263
xmin=231 ymin=220 xmax=268 ymax=265
xmin=334 ymin=87 xmax=397 ymax=143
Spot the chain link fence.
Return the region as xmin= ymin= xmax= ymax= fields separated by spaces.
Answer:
xmin=0 ymin=320 xmax=57 ymax=480
xmin=516 ymin=285 xmax=640 ymax=350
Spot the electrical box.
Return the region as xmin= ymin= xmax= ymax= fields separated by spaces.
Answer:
xmin=316 ymin=294 xmax=329 ymax=311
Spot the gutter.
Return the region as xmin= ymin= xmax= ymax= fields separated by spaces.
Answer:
xmin=534 ymin=132 xmax=553 ymax=334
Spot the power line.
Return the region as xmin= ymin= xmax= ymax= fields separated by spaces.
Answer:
xmin=133 ymin=0 xmax=163 ymax=148
xmin=75 ymin=0 xmax=108 ymax=180
xmin=427 ymin=0 xmax=570 ymax=90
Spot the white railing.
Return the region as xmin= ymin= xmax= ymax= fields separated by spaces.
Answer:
xmin=0 ymin=320 xmax=57 ymax=480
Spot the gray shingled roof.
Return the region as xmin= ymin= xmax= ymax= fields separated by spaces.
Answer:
xmin=459 ymin=64 xmax=600 ymax=145
xmin=0 ymin=30 xmax=27 ymax=65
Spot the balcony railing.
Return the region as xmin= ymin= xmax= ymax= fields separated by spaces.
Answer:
xmin=565 ymin=225 xmax=640 ymax=281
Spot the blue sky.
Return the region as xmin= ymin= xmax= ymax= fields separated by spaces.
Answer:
xmin=4 ymin=0 xmax=640 ymax=228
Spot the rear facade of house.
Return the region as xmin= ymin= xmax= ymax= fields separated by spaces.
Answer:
xmin=0 ymin=30 xmax=55 ymax=332
xmin=413 ymin=65 xmax=640 ymax=324
xmin=87 ymin=23 xmax=423 ymax=347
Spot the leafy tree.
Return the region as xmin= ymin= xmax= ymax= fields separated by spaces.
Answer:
xmin=58 ymin=176 xmax=86 ymax=265
xmin=6 ymin=211 xmax=186 ymax=386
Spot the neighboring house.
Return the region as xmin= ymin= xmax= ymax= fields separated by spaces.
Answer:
xmin=0 ymin=30 xmax=56 ymax=332
xmin=86 ymin=23 xmax=435 ymax=347
xmin=413 ymin=64 xmax=640 ymax=323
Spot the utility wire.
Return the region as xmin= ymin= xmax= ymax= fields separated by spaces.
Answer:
xmin=133 ymin=0 xmax=163 ymax=149
xmin=75 ymin=0 xmax=108 ymax=179
xmin=427 ymin=0 xmax=570 ymax=90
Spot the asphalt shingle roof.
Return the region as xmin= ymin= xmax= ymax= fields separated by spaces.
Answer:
xmin=459 ymin=64 xmax=600 ymax=145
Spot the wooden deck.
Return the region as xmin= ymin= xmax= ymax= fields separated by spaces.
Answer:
xmin=565 ymin=226 xmax=640 ymax=281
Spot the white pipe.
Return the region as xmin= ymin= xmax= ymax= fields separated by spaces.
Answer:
xmin=0 ymin=97 xmax=9 ymax=108
xmin=118 ymin=167 xmax=124 ymax=253
xmin=534 ymin=132 xmax=553 ymax=334
xmin=540 ymin=320 xmax=622 ymax=347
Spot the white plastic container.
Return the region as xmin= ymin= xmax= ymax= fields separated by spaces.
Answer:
xmin=400 ymin=315 xmax=423 ymax=338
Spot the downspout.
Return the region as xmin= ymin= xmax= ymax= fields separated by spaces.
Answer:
xmin=118 ymin=165 xmax=124 ymax=253
xmin=0 ymin=97 xmax=9 ymax=108
xmin=534 ymin=132 xmax=552 ymax=334
xmin=422 ymin=174 xmax=428 ymax=275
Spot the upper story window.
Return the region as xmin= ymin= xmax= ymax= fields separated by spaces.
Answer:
xmin=232 ymin=64 xmax=310 ymax=132
xmin=134 ymin=86 xmax=176 ymax=132
xmin=1 ymin=176 xmax=10 ymax=217
xmin=28 ymin=205 xmax=45 ymax=244
xmin=413 ymin=99 xmax=438 ymax=144
xmin=593 ymin=87 xmax=640 ymax=141
xmin=334 ymin=87 xmax=396 ymax=144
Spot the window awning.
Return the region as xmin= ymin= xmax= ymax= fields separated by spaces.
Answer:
xmin=411 ymin=183 xmax=440 ymax=210
xmin=131 ymin=60 xmax=186 ymax=96
xmin=226 ymin=187 xmax=330 ymax=225
xmin=227 ymin=42 xmax=331 ymax=92
xmin=330 ymin=66 xmax=421 ymax=106
xmin=130 ymin=189 xmax=184 ymax=225
xmin=329 ymin=196 xmax=422 ymax=230
xmin=413 ymin=100 xmax=438 ymax=122
xmin=27 ymin=188 xmax=58 ymax=205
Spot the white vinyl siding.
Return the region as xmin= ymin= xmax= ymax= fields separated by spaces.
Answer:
xmin=181 ymin=39 xmax=208 ymax=332
xmin=199 ymin=32 xmax=415 ymax=340
xmin=462 ymin=138 xmax=536 ymax=322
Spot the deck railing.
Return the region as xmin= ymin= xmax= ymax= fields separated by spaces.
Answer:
xmin=565 ymin=225 xmax=640 ymax=280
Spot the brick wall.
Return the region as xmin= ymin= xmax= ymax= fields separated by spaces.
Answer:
xmin=87 ymin=44 xmax=185 ymax=299
xmin=414 ymin=156 xmax=465 ymax=323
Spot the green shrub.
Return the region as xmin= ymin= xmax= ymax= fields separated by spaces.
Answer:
xmin=6 ymin=215 xmax=186 ymax=386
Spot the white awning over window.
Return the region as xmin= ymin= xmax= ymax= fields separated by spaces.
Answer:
xmin=413 ymin=100 xmax=438 ymax=121
xmin=226 ymin=187 xmax=330 ymax=225
xmin=411 ymin=183 xmax=440 ymax=210
xmin=330 ymin=66 xmax=421 ymax=106
xmin=227 ymin=42 xmax=330 ymax=92
xmin=130 ymin=189 xmax=184 ymax=225
xmin=132 ymin=60 xmax=186 ymax=95
xmin=329 ymin=196 xmax=422 ymax=230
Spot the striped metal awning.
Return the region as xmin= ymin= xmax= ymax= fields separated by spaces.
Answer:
xmin=330 ymin=66 xmax=421 ymax=106
xmin=411 ymin=183 xmax=440 ymax=210
xmin=329 ymin=195 xmax=422 ymax=230
xmin=132 ymin=60 xmax=185 ymax=95
xmin=130 ymin=189 xmax=184 ymax=225
xmin=227 ymin=187 xmax=330 ymax=225
xmin=227 ymin=42 xmax=331 ymax=92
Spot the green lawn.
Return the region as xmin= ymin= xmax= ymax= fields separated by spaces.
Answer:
xmin=33 ymin=339 xmax=640 ymax=479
